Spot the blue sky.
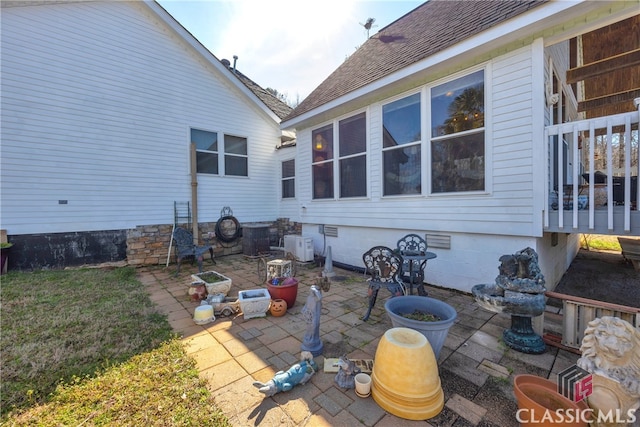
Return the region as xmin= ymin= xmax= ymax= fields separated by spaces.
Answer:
xmin=157 ymin=1 xmax=424 ymax=103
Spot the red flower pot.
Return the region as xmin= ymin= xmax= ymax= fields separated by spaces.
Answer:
xmin=266 ymin=278 xmax=298 ymax=309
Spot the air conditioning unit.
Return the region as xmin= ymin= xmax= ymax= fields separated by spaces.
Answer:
xmin=284 ymin=235 xmax=314 ymax=262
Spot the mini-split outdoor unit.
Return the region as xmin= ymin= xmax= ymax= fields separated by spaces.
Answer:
xmin=284 ymin=235 xmax=314 ymax=262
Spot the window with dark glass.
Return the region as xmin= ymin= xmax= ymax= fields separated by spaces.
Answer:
xmin=312 ymin=124 xmax=334 ymax=199
xmin=430 ymin=70 xmax=485 ymax=193
xmin=339 ymin=112 xmax=367 ymax=198
xmin=282 ymin=159 xmax=295 ymax=198
xmin=382 ymin=93 xmax=421 ymax=195
xmin=224 ymin=134 xmax=248 ymax=177
xmin=192 ymin=128 xmax=218 ymax=174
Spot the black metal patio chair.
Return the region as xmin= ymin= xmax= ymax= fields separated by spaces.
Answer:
xmin=396 ymin=233 xmax=429 ymax=296
xmin=173 ymin=227 xmax=215 ymax=275
xmin=361 ymin=246 xmax=406 ymax=321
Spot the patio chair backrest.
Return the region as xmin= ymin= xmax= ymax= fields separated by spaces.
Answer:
xmin=362 ymin=246 xmax=404 ymax=285
xmin=173 ymin=227 xmax=197 ymax=256
xmin=396 ymin=233 xmax=427 ymax=255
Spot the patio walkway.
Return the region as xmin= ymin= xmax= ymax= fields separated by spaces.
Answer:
xmin=138 ymin=254 xmax=580 ymax=427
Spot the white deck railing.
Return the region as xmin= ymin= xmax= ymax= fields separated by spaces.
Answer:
xmin=544 ymin=98 xmax=640 ymax=233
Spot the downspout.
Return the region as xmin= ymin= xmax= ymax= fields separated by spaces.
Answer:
xmin=190 ymin=142 xmax=198 ymax=243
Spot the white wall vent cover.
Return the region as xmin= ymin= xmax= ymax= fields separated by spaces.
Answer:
xmin=324 ymin=226 xmax=338 ymax=237
xmin=426 ymin=234 xmax=451 ymax=249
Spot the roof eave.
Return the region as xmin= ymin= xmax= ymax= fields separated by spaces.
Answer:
xmin=281 ymin=0 xmax=636 ymax=131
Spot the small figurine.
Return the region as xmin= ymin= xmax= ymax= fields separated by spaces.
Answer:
xmin=334 ymin=355 xmax=361 ymax=389
xmin=253 ymin=351 xmax=318 ymax=397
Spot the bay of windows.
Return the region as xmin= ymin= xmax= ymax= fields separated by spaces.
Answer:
xmin=309 ymin=69 xmax=485 ymax=200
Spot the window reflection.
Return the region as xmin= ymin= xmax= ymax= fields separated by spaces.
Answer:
xmin=382 ymin=93 xmax=421 ymax=196
xmin=339 ymin=113 xmax=367 ymax=198
xmin=431 ymin=70 xmax=484 ymax=136
xmin=312 ymin=125 xmax=334 ymax=199
xmin=383 ymin=93 xmax=421 ymax=147
xmin=431 ymin=70 xmax=485 ymax=193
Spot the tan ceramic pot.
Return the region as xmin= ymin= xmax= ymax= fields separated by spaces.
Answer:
xmin=371 ymin=327 xmax=444 ymax=420
xmin=269 ymin=298 xmax=287 ymax=317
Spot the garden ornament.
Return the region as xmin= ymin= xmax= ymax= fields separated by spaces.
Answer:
xmin=301 ymin=285 xmax=323 ymax=356
xmin=577 ymin=316 xmax=640 ymax=427
xmin=334 ymin=355 xmax=361 ymax=389
xmin=252 ymin=351 xmax=318 ymax=397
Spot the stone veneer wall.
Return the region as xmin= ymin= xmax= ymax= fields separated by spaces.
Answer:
xmin=126 ymin=218 xmax=301 ymax=267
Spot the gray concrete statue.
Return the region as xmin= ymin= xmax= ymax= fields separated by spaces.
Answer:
xmin=301 ymin=285 xmax=323 ymax=356
xmin=334 ymin=355 xmax=361 ymax=389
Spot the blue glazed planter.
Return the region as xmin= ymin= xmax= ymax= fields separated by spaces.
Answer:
xmin=384 ymin=296 xmax=457 ymax=359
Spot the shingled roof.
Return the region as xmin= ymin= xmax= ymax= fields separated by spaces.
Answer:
xmin=220 ymin=60 xmax=293 ymax=120
xmin=284 ymin=0 xmax=545 ymax=122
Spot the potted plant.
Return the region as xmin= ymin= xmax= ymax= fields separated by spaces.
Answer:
xmin=384 ymin=295 xmax=457 ymax=358
xmin=191 ymin=270 xmax=232 ymax=296
xmin=266 ymin=277 xmax=299 ymax=309
xmin=1 ymin=242 xmax=13 ymax=275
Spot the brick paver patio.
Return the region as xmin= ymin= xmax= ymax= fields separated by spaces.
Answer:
xmin=139 ymin=254 xmax=580 ymax=426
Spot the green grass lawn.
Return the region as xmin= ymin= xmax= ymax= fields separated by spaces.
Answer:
xmin=580 ymin=234 xmax=623 ymax=251
xmin=1 ymin=267 xmax=230 ymax=426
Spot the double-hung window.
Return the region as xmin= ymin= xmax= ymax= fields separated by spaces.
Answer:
xmin=282 ymin=159 xmax=295 ymax=198
xmin=224 ymin=134 xmax=248 ymax=177
xmin=339 ymin=112 xmax=367 ymax=198
xmin=312 ymin=124 xmax=334 ymax=199
xmin=430 ymin=70 xmax=485 ymax=193
xmin=382 ymin=93 xmax=421 ymax=195
xmin=192 ymin=128 xmax=219 ymax=174
xmin=312 ymin=112 xmax=367 ymax=200
xmin=192 ymin=128 xmax=248 ymax=177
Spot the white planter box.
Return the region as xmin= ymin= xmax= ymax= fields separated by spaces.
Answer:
xmin=191 ymin=271 xmax=232 ymax=296
xmin=238 ymin=289 xmax=271 ymax=319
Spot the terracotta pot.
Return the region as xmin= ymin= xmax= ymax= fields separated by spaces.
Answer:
xmin=269 ymin=298 xmax=287 ymax=317
xmin=266 ymin=278 xmax=298 ymax=309
xmin=371 ymin=327 xmax=444 ymax=420
xmin=513 ymin=374 xmax=590 ymax=427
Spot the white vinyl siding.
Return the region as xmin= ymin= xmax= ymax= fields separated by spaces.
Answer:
xmin=1 ymin=2 xmax=282 ymax=234
xmin=295 ymin=45 xmax=538 ymax=238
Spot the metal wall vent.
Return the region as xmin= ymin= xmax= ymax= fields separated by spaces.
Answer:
xmin=324 ymin=226 xmax=339 ymax=237
xmin=426 ymin=234 xmax=451 ymax=249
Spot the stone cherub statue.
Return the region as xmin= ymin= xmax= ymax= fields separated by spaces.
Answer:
xmin=252 ymin=351 xmax=318 ymax=397
xmin=334 ymin=355 xmax=361 ymax=389
xmin=577 ymin=316 xmax=640 ymax=427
